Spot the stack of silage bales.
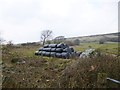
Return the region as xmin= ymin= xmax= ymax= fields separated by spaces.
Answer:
xmin=35 ymin=43 xmax=75 ymax=59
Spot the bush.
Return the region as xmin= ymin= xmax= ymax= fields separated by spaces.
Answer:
xmin=99 ymin=39 xmax=105 ymax=44
xmin=74 ymin=39 xmax=80 ymax=45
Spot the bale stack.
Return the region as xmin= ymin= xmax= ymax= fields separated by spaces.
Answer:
xmin=35 ymin=43 xmax=75 ymax=59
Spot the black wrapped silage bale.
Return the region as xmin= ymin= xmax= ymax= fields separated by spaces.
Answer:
xmin=70 ymin=47 xmax=74 ymax=52
xmin=61 ymin=52 xmax=70 ymax=59
xmin=42 ymin=48 xmax=51 ymax=52
xmin=50 ymin=52 xmax=56 ymax=57
xmin=56 ymin=48 xmax=63 ymax=53
xmin=57 ymin=43 xmax=65 ymax=48
xmin=51 ymin=48 xmax=56 ymax=52
xmin=35 ymin=43 xmax=75 ymax=59
xmin=64 ymin=44 xmax=69 ymax=48
xmin=63 ymin=48 xmax=68 ymax=52
xmin=63 ymin=48 xmax=72 ymax=54
xmin=41 ymin=51 xmax=46 ymax=56
xmin=56 ymin=53 xmax=62 ymax=58
xmin=38 ymin=51 xmax=42 ymax=55
xmin=44 ymin=52 xmax=51 ymax=57
xmin=39 ymin=47 xmax=43 ymax=51
xmin=35 ymin=51 xmax=39 ymax=55
xmin=49 ymin=44 xmax=57 ymax=48
xmin=43 ymin=44 xmax=49 ymax=48
xmin=42 ymin=48 xmax=46 ymax=51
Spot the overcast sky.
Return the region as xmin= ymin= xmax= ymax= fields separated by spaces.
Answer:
xmin=0 ymin=0 xmax=119 ymax=44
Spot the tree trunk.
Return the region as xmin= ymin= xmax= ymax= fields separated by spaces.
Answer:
xmin=43 ymin=38 xmax=46 ymax=45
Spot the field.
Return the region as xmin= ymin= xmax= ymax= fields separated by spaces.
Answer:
xmin=73 ymin=42 xmax=119 ymax=55
xmin=1 ymin=42 xmax=120 ymax=88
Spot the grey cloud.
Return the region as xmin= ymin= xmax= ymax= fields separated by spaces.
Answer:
xmin=0 ymin=0 xmax=118 ymax=43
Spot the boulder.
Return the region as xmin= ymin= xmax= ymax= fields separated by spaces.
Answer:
xmin=80 ymin=49 xmax=95 ymax=58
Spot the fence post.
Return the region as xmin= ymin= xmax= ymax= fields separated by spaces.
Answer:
xmin=97 ymin=73 xmax=107 ymax=88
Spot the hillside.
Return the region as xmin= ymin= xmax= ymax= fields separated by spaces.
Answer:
xmin=66 ymin=32 xmax=119 ymax=43
xmin=16 ymin=32 xmax=119 ymax=45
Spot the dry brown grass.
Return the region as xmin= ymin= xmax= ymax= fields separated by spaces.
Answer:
xmin=2 ymin=45 xmax=120 ymax=88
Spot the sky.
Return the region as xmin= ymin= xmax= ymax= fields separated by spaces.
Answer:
xmin=0 ymin=0 xmax=119 ymax=44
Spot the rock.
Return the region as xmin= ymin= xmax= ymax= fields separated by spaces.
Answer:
xmin=17 ymin=60 xmax=26 ymax=64
xmin=80 ymin=49 xmax=95 ymax=58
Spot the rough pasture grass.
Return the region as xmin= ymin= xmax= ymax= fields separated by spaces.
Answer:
xmin=73 ymin=42 xmax=118 ymax=55
xmin=2 ymin=45 xmax=71 ymax=88
xmin=2 ymin=44 xmax=120 ymax=88
xmin=59 ymin=55 xmax=120 ymax=88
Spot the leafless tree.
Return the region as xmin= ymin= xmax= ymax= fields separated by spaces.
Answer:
xmin=7 ymin=40 xmax=13 ymax=46
xmin=40 ymin=30 xmax=53 ymax=45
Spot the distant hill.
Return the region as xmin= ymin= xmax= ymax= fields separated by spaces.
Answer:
xmin=66 ymin=32 xmax=119 ymax=43
xmin=17 ymin=32 xmax=119 ymax=45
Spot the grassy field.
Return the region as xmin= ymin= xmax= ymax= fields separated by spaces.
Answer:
xmin=73 ymin=42 xmax=118 ymax=55
xmin=1 ymin=42 xmax=120 ymax=88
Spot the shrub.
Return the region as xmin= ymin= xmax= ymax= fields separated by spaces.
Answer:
xmin=73 ymin=39 xmax=80 ymax=45
xmin=99 ymin=39 xmax=105 ymax=44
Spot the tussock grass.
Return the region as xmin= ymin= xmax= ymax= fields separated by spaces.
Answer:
xmin=59 ymin=55 xmax=120 ymax=88
xmin=2 ymin=44 xmax=120 ymax=88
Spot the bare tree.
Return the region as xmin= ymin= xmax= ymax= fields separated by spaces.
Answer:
xmin=40 ymin=30 xmax=53 ymax=45
xmin=6 ymin=40 xmax=13 ymax=46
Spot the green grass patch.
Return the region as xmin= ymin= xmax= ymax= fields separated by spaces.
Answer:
xmin=73 ymin=42 xmax=118 ymax=55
